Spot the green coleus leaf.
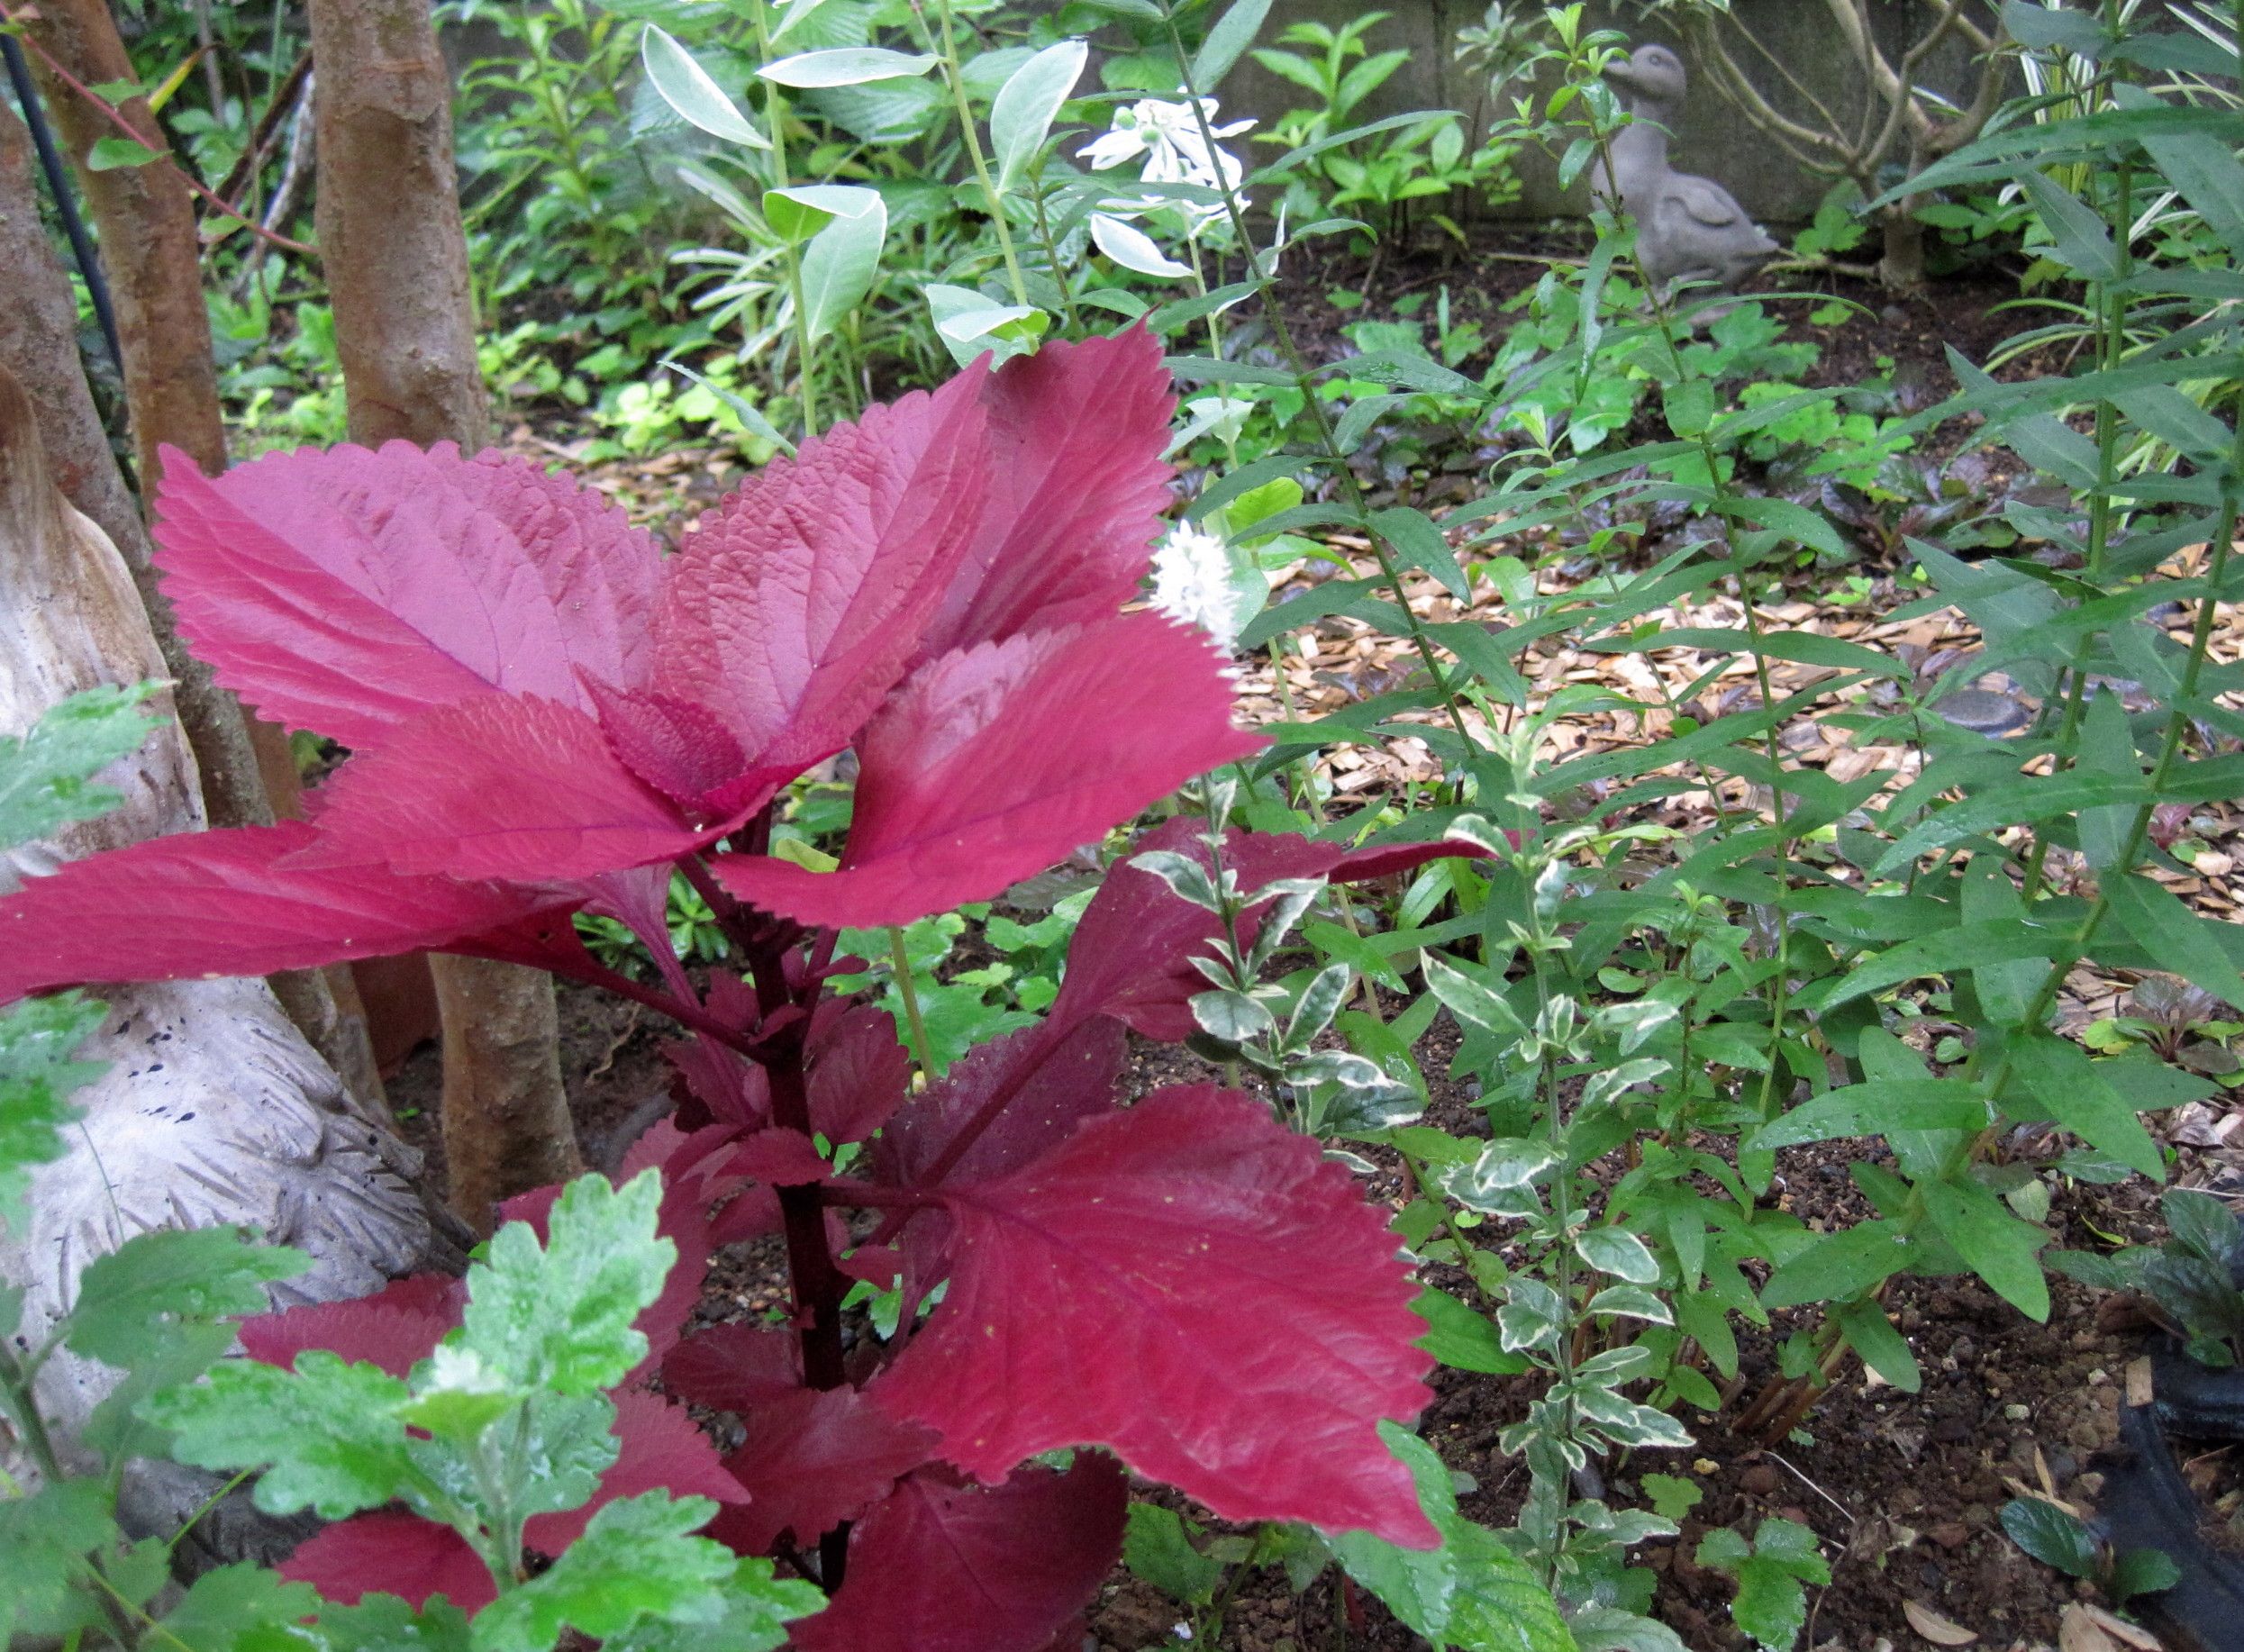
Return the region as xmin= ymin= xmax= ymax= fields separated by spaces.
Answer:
xmin=0 ymin=992 xmax=106 ymax=1231
xmin=459 ymin=1169 xmax=673 ymax=1396
xmin=157 ymin=1564 xmax=323 ymax=1652
xmin=0 ymin=1479 xmax=118 ymax=1641
xmin=0 ymin=683 xmax=161 ymax=850
xmin=67 ymin=1225 xmax=307 ymax=1366
xmin=596 ymin=1558 xmax=824 ymax=1652
xmin=147 ymin=1350 xmax=415 ymax=1520
xmin=467 ymin=1493 xmax=737 ymax=1652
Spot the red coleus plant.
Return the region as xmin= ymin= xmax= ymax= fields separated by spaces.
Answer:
xmin=0 ymin=330 xmax=1459 ymax=1648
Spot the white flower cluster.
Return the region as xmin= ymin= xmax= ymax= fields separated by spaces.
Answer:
xmin=1149 ymin=521 xmax=1246 ymax=652
xmin=1078 ymin=97 xmax=1254 ymax=279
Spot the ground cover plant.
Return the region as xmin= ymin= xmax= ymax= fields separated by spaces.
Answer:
xmin=6 ymin=0 xmax=2244 ymax=1648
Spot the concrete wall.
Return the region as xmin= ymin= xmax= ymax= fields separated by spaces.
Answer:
xmin=1218 ymin=0 xmax=2012 ymax=223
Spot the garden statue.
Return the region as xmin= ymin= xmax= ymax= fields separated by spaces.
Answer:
xmin=0 ymin=368 xmax=449 ymax=1560
xmin=1594 ymin=41 xmax=1780 ymax=298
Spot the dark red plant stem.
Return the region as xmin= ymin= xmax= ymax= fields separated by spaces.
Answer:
xmin=677 ymin=847 xmax=749 ymax=930
xmin=560 ymin=955 xmax=758 ymax=1056
xmin=741 ymin=913 xmax=852 ymax=1587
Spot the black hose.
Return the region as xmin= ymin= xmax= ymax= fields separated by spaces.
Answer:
xmin=1 ymin=32 xmax=127 ymax=384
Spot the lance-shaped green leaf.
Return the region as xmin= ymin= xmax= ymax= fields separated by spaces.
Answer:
xmin=1922 ymin=1175 xmax=2050 ymax=1321
xmin=1194 ymin=0 xmax=1275 ymax=88
xmin=759 ymin=48 xmax=937 ymax=88
xmin=642 ymin=28 xmax=767 ymax=149
xmin=1836 ymin=1302 xmax=1921 ymax=1393
xmin=1575 ymin=1225 xmax=1659 ymax=1284
xmin=794 ymin=186 xmax=889 ymax=347
xmin=1747 ymin=1079 xmax=1989 ymax=1153
xmin=1440 ymin=1138 xmax=1561 ymax=1214
xmin=2004 ymin=1032 xmax=2163 ymax=1178
xmin=2104 ymin=869 xmax=2244 ymax=1012
xmin=990 ymin=41 xmax=1086 ymax=193
xmin=1760 ymin=1220 xmax=1915 ymax=1311
xmin=1422 ymin=951 xmax=1528 ymax=1039
xmin=1580 ymin=1058 xmax=1670 ymax=1115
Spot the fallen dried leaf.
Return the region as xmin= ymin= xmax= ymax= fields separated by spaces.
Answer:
xmin=2058 ymin=1604 xmax=2119 ymax=1652
xmin=1907 ymin=1599 xmax=1979 ymax=1646
xmin=2082 ymin=1606 xmax=2161 ymax=1650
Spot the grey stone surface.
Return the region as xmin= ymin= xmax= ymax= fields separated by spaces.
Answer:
xmin=1219 ymin=0 xmax=2012 ymax=223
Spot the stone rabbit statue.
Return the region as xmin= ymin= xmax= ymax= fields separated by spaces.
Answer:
xmin=1592 ymin=42 xmax=1781 ymax=299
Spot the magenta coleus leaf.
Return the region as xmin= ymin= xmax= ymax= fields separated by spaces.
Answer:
xmin=153 ymin=441 xmax=659 ymax=749
xmin=805 ymin=1003 xmax=908 ymax=1146
xmin=873 ymin=1085 xmax=1437 ymax=1547
xmin=915 ymin=329 xmax=1176 ymax=660
xmin=0 ymin=821 xmax=578 ymax=997
xmin=710 ymin=1385 xmax=938 ymax=1556
xmin=712 ymin=614 xmax=1263 ymax=928
xmin=238 ymin=1274 xmax=462 ymax=1378
xmin=297 ymin=695 xmax=714 ymax=883
xmin=661 ymin=1321 xmax=803 ymax=1415
xmin=789 ymin=1457 xmax=1125 ymax=1652
xmin=877 ymin=1018 xmax=1125 ymax=1191
xmin=279 ymin=1509 xmax=496 ymax=1611
xmin=641 ymin=377 xmax=991 ymax=776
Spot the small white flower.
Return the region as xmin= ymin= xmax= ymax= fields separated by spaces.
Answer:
xmin=1150 ymin=522 xmax=1246 ymax=650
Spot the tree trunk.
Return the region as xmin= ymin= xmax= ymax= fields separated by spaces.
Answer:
xmin=1877 ymin=203 xmax=1929 ymax=291
xmin=18 ymin=0 xmax=225 ymax=491
xmin=0 ymin=94 xmax=262 ymax=834
xmin=305 ymin=0 xmax=577 ymax=1229
xmin=9 ymin=15 xmax=386 ymax=1107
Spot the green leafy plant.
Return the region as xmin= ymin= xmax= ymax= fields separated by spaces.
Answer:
xmin=2001 ymin=1496 xmax=2180 ymax=1607
xmin=146 ymin=1171 xmax=822 ymax=1652
xmin=2052 ymin=1187 xmax=2244 ymax=1367
xmin=1694 ymin=1518 xmax=1830 ymax=1651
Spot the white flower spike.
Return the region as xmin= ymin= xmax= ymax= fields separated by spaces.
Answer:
xmin=1150 ymin=521 xmax=1248 ymax=652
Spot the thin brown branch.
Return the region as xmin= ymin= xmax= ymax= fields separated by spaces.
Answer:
xmin=0 ymin=2 xmax=316 ymax=256
xmin=211 ymin=46 xmax=312 ymax=212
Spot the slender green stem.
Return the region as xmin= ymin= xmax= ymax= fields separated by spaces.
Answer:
xmin=886 ymin=927 xmax=932 ymax=1082
xmin=1576 ymin=98 xmax=1799 ymax=1122
xmin=750 ymin=3 xmax=818 ymax=435
xmin=1155 ymin=7 xmax=1478 ymax=767
xmin=932 ymin=0 xmax=1030 ymax=307
xmin=2023 ymin=150 xmax=2135 ymax=901
xmin=1028 ymin=182 xmax=1084 ymax=334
